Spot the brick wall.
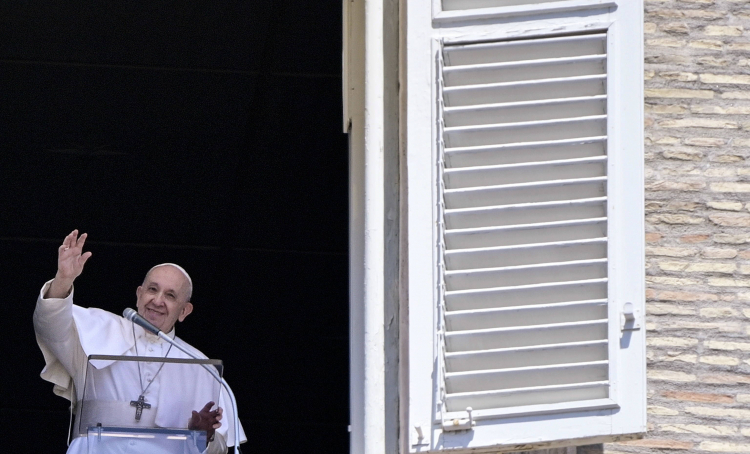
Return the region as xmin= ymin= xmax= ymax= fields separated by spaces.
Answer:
xmin=606 ymin=1 xmax=750 ymax=453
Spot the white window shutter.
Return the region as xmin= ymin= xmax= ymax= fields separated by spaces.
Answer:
xmin=404 ymin=2 xmax=645 ymax=452
xmin=439 ymin=32 xmax=611 ymax=416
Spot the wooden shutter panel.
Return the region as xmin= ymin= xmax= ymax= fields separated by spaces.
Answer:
xmin=437 ymin=32 xmax=612 ymax=416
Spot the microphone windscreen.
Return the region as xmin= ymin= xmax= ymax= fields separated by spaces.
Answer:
xmin=123 ymin=307 xmax=137 ymax=321
xmin=122 ymin=307 xmax=161 ymax=335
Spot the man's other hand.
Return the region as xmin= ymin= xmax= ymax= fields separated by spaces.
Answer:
xmin=189 ymin=401 xmax=223 ymax=442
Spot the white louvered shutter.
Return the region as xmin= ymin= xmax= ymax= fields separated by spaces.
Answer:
xmin=438 ymin=32 xmax=610 ymax=417
xmin=404 ymin=2 xmax=645 ymax=452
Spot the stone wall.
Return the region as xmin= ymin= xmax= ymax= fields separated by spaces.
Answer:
xmin=606 ymin=1 xmax=750 ymax=453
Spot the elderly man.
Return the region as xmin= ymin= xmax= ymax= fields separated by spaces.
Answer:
xmin=34 ymin=230 xmax=246 ymax=454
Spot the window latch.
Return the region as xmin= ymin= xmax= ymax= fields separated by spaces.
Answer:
xmin=621 ymin=302 xmax=641 ymax=333
xmin=442 ymin=407 xmax=474 ymax=432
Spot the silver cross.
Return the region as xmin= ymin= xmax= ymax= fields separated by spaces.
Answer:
xmin=130 ymin=395 xmax=151 ymax=421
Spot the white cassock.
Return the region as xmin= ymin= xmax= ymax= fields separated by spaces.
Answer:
xmin=33 ymin=281 xmax=247 ymax=454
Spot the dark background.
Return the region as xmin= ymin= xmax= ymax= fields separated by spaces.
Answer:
xmin=0 ymin=2 xmax=349 ymax=453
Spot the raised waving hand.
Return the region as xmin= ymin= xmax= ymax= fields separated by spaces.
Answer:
xmin=45 ymin=230 xmax=92 ymax=299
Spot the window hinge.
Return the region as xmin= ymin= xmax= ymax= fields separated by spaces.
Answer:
xmin=442 ymin=407 xmax=474 ymax=432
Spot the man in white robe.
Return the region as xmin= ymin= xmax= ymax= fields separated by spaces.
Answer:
xmin=34 ymin=230 xmax=247 ymax=454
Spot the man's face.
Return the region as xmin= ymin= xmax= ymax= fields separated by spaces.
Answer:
xmin=136 ymin=266 xmax=193 ymax=332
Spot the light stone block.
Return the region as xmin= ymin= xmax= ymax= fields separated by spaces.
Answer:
xmin=646 ymin=181 xmax=706 ymax=191
xmin=723 ymin=92 xmax=750 ymax=100
xmin=647 ymin=337 xmax=698 ymax=347
xmin=659 ymin=118 xmax=739 ymax=129
xmin=687 ymin=407 xmax=750 ymax=419
xmin=704 ymin=25 xmax=744 ymax=36
xmin=648 ymin=104 xmax=688 ymax=114
xmin=709 ymin=213 xmax=750 ymax=227
xmin=693 ymin=105 xmax=750 ymax=115
xmin=708 ymin=277 xmax=750 ymax=287
xmin=700 ymin=441 xmax=750 ymax=452
xmin=659 ymin=72 xmax=698 ymax=82
xmin=660 ymin=424 xmax=737 ymax=436
xmin=656 ymin=261 xmax=688 ymax=271
xmin=657 ymin=353 xmax=697 ymax=363
xmin=646 ymin=276 xmax=700 ymax=286
xmin=685 ymin=137 xmax=724 ymax=146
xmin=645 ymin=88 xmax=714 ymax=99
xmin=703 ymin=247 xmax=739 ymax=257
xmin=662 ymin=321 xmax=742 ymax=333
xmin=663 ymin=149 xmax=703 ymax=161
xmin=648 ymin=214 xmax=704 ymax=225
xmin=705 ymin=168 xmax=737 ymax=177
xmin=706 ymin=202 xmax=743 ymax=212
xmin=710 ymin=183 xmax=750 ymax=193
xmin=700 ymin=307 xmax=738 ymax=317
xmin=646 ymin=247 xmax=697 ymax=257
xmin=689 ymin=40 xmax=723 ymax=50
xmin=714 ymin=234 xmax=750 ymax=244
xmin=705 ymin=340 xmax=750 ymax=351
xmin=655 ymin=136 xmax=680 ymax=144
xmin=656 ymin=290 xmax=718 ymax=301
xmin=685 ymin=262 xmax=736 ymax=273
xmin=700 ymin=355 xmax=740 ymax=366
xmin=701 ymin=74 xmax=750 ymax=85
xmin=646 ymin=38 xmax=685 ymax=47
xmin=647 ymin=370 xmax=696 ymax=382
xmin=648 ymin=405 xmax=679 ymax=416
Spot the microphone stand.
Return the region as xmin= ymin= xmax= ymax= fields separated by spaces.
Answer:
xmin=155 ymin=331 xmax=242 ymax=454
xmin=123 ymin=309 xmax=242 ymax=453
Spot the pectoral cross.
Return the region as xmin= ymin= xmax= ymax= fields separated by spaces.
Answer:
xmin=130 ymin=395 xmax=151 ymax=421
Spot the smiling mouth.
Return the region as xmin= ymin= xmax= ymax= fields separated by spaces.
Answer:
xmin=146 ymin=307 xmax=165 ymax=317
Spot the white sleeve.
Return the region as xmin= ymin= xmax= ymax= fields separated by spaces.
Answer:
xmin=204 ymin=432 xmax=228 ymax=454
xmin=32 ymin=280 xmax=88 ymax=400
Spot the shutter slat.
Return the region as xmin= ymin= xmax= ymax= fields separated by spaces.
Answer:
xmin=445 ymin=156 xmax=607 ymax=189
xmin=445 ymin=319 xmax=608 ymax=352
xmin=446 ymin=279 xmax=607 ymax=311
xmin=446 ymin=300 xmax=607 ymax=331
xmin=444 ymin=75 xmax=607 ymax=107
xmin=445 ymin=198 xmax=607 ymax=229
xmin=442 ymin=0 xmax=570 ymax=13
xmin=444 ymin=116 xmax=606 ymax=148
xmin=444 ymin=95 xmax=607 ymax=127
xmin=445 ymin=259 xmax=607 ymax=291
xmin=444 ymin=55 xmax=606 ymax=86
xmin=445 ymin=218 xmax=607 ymax=249
xmin=445 ymin=383 xmax=609 ymax=412
xmin=444 ymin=177 xmax=607 ymax=209
xmin=446 ymin=137 xmax=606 ymax=167
xmin=443 ymin=34 xmax=606 ymax=66
xmin=446 ymin=360 xmax=608 ymax=393
xmin=446 ymin=238 xmax=607 ymax=270
xmin=446 ymin=340 xmax=608 ymax=372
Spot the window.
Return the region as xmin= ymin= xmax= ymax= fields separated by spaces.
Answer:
xmin=403 ymin=1 xmax=645 ymax=452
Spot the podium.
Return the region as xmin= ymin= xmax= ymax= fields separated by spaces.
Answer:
xmin=77 ymin=354 xmax=224 ymax=454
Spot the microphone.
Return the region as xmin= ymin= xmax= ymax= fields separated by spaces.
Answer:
xmin=123 ymin=308 xmax=161 ymax=335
